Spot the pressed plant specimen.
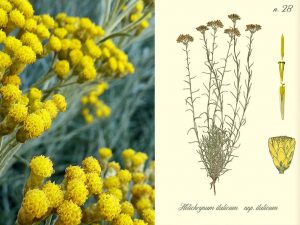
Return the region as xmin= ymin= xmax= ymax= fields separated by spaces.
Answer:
xmin=177 ymin=14 xmax=261 ymax=195
xmin=268 ymin=136 xmax=296 ymax=174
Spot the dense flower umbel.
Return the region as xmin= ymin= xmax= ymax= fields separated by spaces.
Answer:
xmin=17 ymin=148 xmax=154 ymax=225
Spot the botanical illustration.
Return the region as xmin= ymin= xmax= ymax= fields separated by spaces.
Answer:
xmin=177 ymin=14 xmax=261 ymax=195
xmin=268 ymin=136 xmax=296 ymax=174
xmin=0 ymin=0 xmax=154 ymax=224
xmin=279 ymin=34 xmax=286 ymax=120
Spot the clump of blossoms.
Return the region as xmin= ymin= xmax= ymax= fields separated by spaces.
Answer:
xmin=0 ymin=0 xmax=67 ymax=143
xmin=17 ymin=148 xmax=155 ymax=225
xmin=80 ymin=82 xmax=111 ymax=124
xmin=126 ymin=0 xmax=153 ymax=35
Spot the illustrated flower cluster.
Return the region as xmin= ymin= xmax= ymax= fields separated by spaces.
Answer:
xmin=17 ymin=148 xmax=155 ymax=225
xmin=80 ymin=82 xmax=111 ymax=124
xmin=268 ymin=136 xmax=296 ymax=174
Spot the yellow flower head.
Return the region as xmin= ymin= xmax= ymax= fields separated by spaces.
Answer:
xmin=132 ymin=152 xmax=148 ymax=167
xmin=109 ymin=57 xmax=118 ymax=71
xmin=55 ymin=60 xmax=70 ymax=79
xmin=41 ymin=14 xmax=55 ymax=28
xmin=0 ymin=8 xmax=8 ymax=27
xmin=18 ymin=113 xmax=45 ymax=140
xmin=141 ymin=208 xmax=154 ymax=225
xmin=107 ymin=161 xmax=121 ymax=172
xmin=112 ymin=213 xmax=133 ymax=225
xmin=65 ymin=179 xmax=89 ymax=206
xmin=54 ymin=27 xmax=68 ymax=39
xmin=0 ymin=1 xmax=12 ymax=12
xmin=52 ymin=94 xmax=67 ymax=112
xmin=104 ymin=176 xmax=121 ymax=189
xmin=135 ymin=197 xmax=153 ymax=212
xmin=49 ymin=35 xmax=62 ymax=52
xmin=80 ymin=17 xmax=93 ymax=29
xmin=131 ymin=184 xmax=152 ymax=198
xmin=132 ymin=172 xmax=145 ymax=184
xmin=140 ymin=20 xmax=149 ymax=29
xmin=42 ymin=181 xmax=64 ymax=208
xmin=21 ymin=32 xmax=43 ymax=54
xmin=0 ymin=84 xmax=22 ymax=102
xmin=24 ymin=18 xmax=37 ymax=32
xmin=30 ymin=155 xmax=54 ymax=178
xmin=57 ymin=200 xmax=82 ymax=225
xmin=65 ymin=165 xmax=86 ymax=182
xmin=85 ymin=39 xmax=102 ymax=58
xmin=86 ymin=172 xmax=103 ymax=195
xmin=98 ymin=147 xmax=113 ymax=160
xmin=0 ymin=52 xmax=12 ymax=71
xmin=35 ymin=109 xmax=52 ymax=130
xmin=69 ymin=49 xmax=83 ymax=65
xmin=61 ymin=38 xmax=71 ymax=51
xmin=19 ymin=95 xmax=29 ymax=106
xmin=117 ymin=169 xmax=132 ymax=184
xmin=97 ymin=193 xmax=121 ymax=221
xmin=268 ymin=136 xmax=296 ymax=174
xmin=80 ymin=55 xmax=94 ymax=67
xmin=122 ymin=148 xmax=136 ymax=160
xmin=79 ymin=64 xmax=97 ymax=82
xmin=107 ymin=187 xmax=123 ymax=201
xmin=84 ymin=114 xmax=94 ymax=124
xmin=102 ymin=47 xmax=111 ymax=58
xmin=15 ymin=46 xmax=36 ymax=64
xmin=28 ymin=87 xmax=42 ymax=101
xmin=126 ymin=63 xmax=135 ymax=74
xmin=103 ymin=40 xmax=115 ymax=50
xmin=18 ymin=0 xmax=34 ymax=18
xmin=1 ymin=75 xmax=21 ymax=86
xmin=9 ymin=9 xmax=25 ymax=27
xmin=0 ymin=29 xmax=6 ymax=43
xmin=8 ymin=103 xmax=28 ymax=123
xmin=121 ymin=201 xmax=135 ymax=217
xmin=4 ymin=36 xmax=22 ymax=53
xmin=43 ymin=100 xmax=58 ymax=119
xmin=70 ymin=38 xmax=82 ymax=49
xmin=82 ymin=156 xmax=101 ymax=174
xmin=21 ymin=189 xmax=49 ymax=219
xmin=29 ymin=99 xmax=43 ymax=111
xmin=56 ymin=12 xmax=67 ymax=22
xmin=36 ymin=24 xmax=50 ymax=39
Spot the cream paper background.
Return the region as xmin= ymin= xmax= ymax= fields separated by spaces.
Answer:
xmin=156 ymin=0 xmax=300 ymax=225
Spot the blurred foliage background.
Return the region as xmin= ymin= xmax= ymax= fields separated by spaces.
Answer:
xmin=0 ymin=0 xmax=154 ymax=223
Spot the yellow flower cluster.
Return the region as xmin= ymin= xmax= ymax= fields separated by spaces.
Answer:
xmin=128 ymin=0 xmax=152 ymax=35
xmin=47 ymin=13 xmax=135 ymax=83
xmin=17 ymin=148 xmax=155 ymax=225
xmin=0 ymin=85 xmax=67 ymax=142
xmin=81 ymin=82 xmax=111 ymax=124
xmin=0 ymin=0 xmax=68 ymax=142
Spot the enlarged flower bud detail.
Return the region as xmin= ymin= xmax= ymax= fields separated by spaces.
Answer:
xmin=268 ymin=136 xmax=296 ymax=174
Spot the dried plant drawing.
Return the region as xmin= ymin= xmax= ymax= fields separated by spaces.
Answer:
xmin=268 ymin=136 xmax=296 ymax=174
xmin=279 ymin=34 xmax=286 ymax=120
xmin=177 ymin=14 xmax=261 ymax=195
